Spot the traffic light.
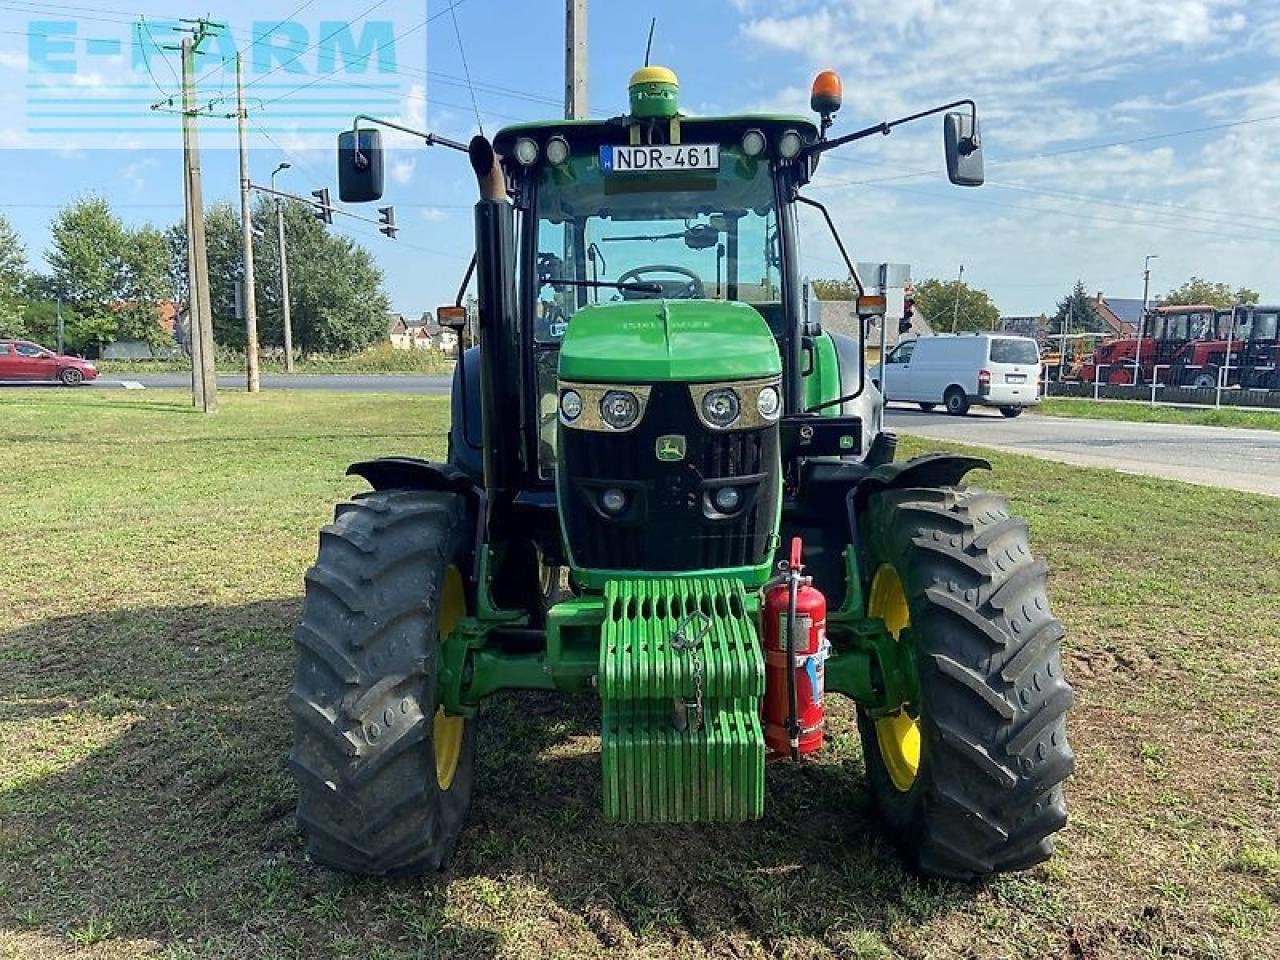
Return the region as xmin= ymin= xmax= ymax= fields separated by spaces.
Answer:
xmin=378 ymin=205 xmax=398 ymax=239
xmin=311 ymin=188 xmax=333 ymax=225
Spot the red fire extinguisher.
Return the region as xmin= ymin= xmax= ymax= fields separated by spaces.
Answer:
xmin=763 ymin=537 xmax=829 ymax=760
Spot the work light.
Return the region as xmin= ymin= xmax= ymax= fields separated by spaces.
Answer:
xmin=600 ymin=390 xmax=641 ymax=430
xmin=513 ymin=137 xmax=539 ymax=166
xmin=702 ymin=388 xmax=741 ymax=428
xmin=546 ymin=136 xmax=570 ymax=165
xmin=560 ymin=389 xmax=583 ymax=422
xmin=778 ymin=130 xmax=803 ymax=160
xmin=741 ymin=129 xmax=766 ymax=157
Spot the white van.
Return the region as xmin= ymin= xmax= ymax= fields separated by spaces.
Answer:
xmin=877 ymin=333 xmax=1041 ymax=416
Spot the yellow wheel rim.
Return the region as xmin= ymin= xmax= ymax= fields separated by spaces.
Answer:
xmin=433 ymin=566 xmax=466 ymax=791
xmin=869 ymin=564 xmax=921 ymax=792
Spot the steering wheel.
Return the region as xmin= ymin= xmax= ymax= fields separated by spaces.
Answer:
xmin=616 ymin=264 xmax=706 ymax=300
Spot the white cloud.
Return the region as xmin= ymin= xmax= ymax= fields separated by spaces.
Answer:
xmin=391 ymin=157 xmax=416 ymax=185
xmin=419 ymin=207 xmax=448 ymax=222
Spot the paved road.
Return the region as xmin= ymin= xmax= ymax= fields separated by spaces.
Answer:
xmin=90 ymin=373 xmax=453 ymax=394
xmin=887 ymin=404 xmax=1280 ymax=497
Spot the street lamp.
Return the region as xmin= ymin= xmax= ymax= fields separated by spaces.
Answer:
xmin=271 ymin=162 xmax=295 ymax=373
xmin=1133 ymin=254 xmax=1158 ymax=385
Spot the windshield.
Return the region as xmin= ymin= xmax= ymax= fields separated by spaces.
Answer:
xmin=1251 ymin=311 xmax=1278 ymax=341
xmin=990 ymin=338 xmax=1039 ymax=365
xmin=532 ymin=147 xmax=780 ymax=342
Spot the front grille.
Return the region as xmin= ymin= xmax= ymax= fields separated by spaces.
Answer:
xmin=559 ymin=382 xmax=779 ymax=571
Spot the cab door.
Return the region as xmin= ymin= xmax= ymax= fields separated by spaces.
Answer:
xmin=878 ymin=340 xmax=916 ymax=401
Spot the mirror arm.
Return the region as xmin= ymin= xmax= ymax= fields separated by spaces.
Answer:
xmin=794 ymin=196 xmax=864 ymax=299
xmin=455 ymin=253 xmax=477 ymax=308
xmin=349 ymin=114 xmax=470 ymax=170
xmin=809 ymin=98 xmax=978 ymax=157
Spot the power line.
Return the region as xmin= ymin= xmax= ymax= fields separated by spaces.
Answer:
xmin=446 ymin=0 xmax=482 ymax=135
xmin=189 ymin=0 xmax=319 ymax=88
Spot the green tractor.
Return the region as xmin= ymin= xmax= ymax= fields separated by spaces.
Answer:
xmin=289 ymin=66 xmax=1073 ymax=880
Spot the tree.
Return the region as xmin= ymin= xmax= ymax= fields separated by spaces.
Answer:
xmin=46 ymin=197 xmax=126 ymax=349
xmin=913 ymin=276 xmax=1000 ymax=332
xmin=168 ymin=198 xmax=392 ymax=355
xmin=118 ymin=224 xmax=174 ymax=347
xmin=0 ymin=213 xmax=28 ymax=338
xmin=1051 ymin=280 xmax=1105 ymax=335
xmin=1159 ymin=277 xmax=1259 ymax=310
xmin=811 ymin=277 xmax=857 ymax=301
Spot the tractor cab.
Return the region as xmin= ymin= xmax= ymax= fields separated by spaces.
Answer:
xmin=1229 ymin=304 xmax=1280 ymax=389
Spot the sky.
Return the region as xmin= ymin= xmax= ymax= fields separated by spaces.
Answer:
xmin=2 ymin=0 xmax=1280 ymax=320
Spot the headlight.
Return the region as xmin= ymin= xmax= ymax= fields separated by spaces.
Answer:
xmin=513 ymin=137 xmax=539 ymax=166
xmin=713 ymin=486 xmax=741 ymax=512
xmin=600 ymin=488 xmax=628 ymax=515
xmin=701 ymin=387 xmax=741 ymax=428
xmin=756 ymin=385 xmax=781 ymax=420
xmin=546 ymin=136 xmax=570 ymax=165
xmin=559 ymin=389 xmax=583 ymax=422
xmin=600 ymin=390 xmax=641 ymax=430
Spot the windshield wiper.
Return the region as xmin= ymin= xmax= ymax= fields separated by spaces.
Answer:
xmin=543 ymin=277 xmax=663 ymax=294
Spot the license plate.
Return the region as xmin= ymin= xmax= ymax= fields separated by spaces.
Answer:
xmin=1006 ymin=374 xmax=1027 ymax=383
xmin=600 ymin=143 xmax=720 ymax=173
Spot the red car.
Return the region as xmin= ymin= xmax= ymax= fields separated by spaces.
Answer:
xmin=0 ymin=340 xmax=98 ymax=386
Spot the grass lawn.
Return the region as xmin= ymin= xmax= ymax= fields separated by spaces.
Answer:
xmin=1 ymin=390 xmax=1277 ymax=960
xmin=1037 ymin=396 xmax=1280 ymax=431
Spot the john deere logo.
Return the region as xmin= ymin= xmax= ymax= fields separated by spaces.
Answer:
xmin=656 ymin=435 xmax=686 ymax=461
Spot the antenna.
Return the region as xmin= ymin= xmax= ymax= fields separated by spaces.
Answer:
xmin=644 ymin=18 xmax=656 ymax=66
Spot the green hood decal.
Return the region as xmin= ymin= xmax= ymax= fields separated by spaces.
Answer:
xmin=558 ymin=300 xmax=782 ymax=382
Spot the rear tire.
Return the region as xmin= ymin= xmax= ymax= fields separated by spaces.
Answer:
xmin=918 ymin=403 xmax=937 ymax=412
xmin=999 ymin=406 xmax=1023 ymax=418
xmin=944 ymin=388 xmax=969 ymax=416
xmin=857 ymin=485 xmax=1074 ymax=880
xmin=289 ymin=489 xmax=476 ymax=875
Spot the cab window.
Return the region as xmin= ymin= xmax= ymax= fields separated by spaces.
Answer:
xmin=888 ymin=341 xmax=915 ymax=364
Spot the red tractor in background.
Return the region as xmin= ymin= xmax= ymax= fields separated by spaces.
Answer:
xmin=1230 ymin=305 xmax=1280 ymax=390
xmin=1079 ymin=304 xmax=1219 ymax=386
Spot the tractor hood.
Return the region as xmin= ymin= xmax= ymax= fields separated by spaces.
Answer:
xmin=557 ymin=300 xmax=781 ymax=383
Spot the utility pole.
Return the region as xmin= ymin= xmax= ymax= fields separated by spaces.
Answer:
xmin=179 ymin=27 xmax=218 ymax=413
xmin=950 ymin=263 xmax=965 ymax=333
xmin=55 ymin=298 xmax=63 ymax=355
xmin=271 ymin=162 xmax=295 ymax=373
xmin=1134 ymin=254 xmax=1158 ymax=385
xmin=564 ymin=0 xmax=587 ymax=119
xmin=236 ymin=52 xmax=261 ymax=392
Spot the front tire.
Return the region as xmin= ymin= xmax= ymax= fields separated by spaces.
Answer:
xmin=857 ymin=485 xmax=1074 ymax=880
xmin=59 ymin=367 xmax=84 ymax=387
xmin=918 ymin=402 xmax=937 ymax=412
xmin=999 ymin=406 xmax=1023 ymax=418
xmin=289 ymin=489 xmax=476 ymax=875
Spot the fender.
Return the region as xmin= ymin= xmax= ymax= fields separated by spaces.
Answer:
xmin=347 ymin=456 xmax=481 ymax=501
xmin=852 ymin=452 xmax=990 ymax=509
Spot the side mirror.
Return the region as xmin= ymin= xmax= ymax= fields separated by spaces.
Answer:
xmin=437 ymin=305 xmax=467 ymax=331
xmin=944 ymin=111 xmax=984 ymax=187
xmin=338 ymin=128 xmax=385 ymax=203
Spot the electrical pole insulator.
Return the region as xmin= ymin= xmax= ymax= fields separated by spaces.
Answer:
xmin=312 ymin=188 xmax=333 ymax=224
xmin=378 ymin=206 xmax=398 ymax=239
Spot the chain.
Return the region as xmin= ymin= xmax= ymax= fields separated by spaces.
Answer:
xmin=672 ymin=611 xmax=710 ymax=731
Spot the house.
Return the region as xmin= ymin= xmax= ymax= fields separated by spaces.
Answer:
xmin=388 ymin=312 xmax=432 ymax=350
xmin=1092 ymin=292 xmax=1144 ymax=337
